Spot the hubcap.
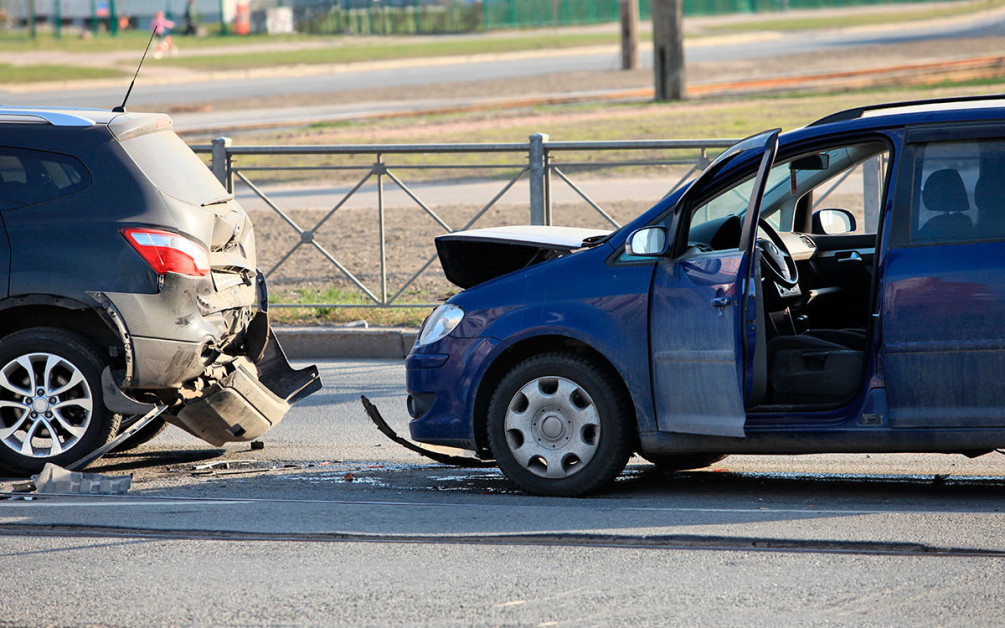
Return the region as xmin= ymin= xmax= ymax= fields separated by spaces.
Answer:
xmin=0 ymin=353 xmax=92 ymax=458
xmin=503 ymin=376 xmax=600 ymax=479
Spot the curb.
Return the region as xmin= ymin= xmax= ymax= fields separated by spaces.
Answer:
xmin=274 ymin=326 xmax=418 ymax=360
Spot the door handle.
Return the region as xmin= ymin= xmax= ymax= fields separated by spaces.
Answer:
xmin=711 ymin=296 xmax=732 ymax=308
xmin=836 ymin=251 xmax=862 ymax=264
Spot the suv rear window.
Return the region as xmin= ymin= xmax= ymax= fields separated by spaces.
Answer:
xmin=0 ymin=147 xmax=91 ymax=209
xmin=119 ymin=129 xmax=229 ymax=206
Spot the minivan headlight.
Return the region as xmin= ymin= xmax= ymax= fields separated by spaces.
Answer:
xmin=417 ymin=304 xmax=464 ymax=347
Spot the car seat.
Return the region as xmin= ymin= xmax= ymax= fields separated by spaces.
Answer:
xmin=917 ymin=169 xmax=975 ymax=241
xmin=974 ymin=175 xmax=1005 ymax=239
xmin=766 ymin=334 xmax=864 ymax=405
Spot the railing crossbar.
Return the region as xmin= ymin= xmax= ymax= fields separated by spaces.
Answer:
xmin=660 ymin=164 xmax=703 ymax=200
xmin=236 ymin=162 xmax=528 ymax=172
xmin=236 ymin=171 xmax=305 ymax=234
xmin=457 ymin=167 xmax=530 ymax=232
xmin=551 ymin=167 xmax=621 ymax=228
xmin=550 ymin=159 xmax=709 ymax=168
xmin=310 ymin=240 xmax=382 ymax=304
xmin=385 ymin=169 xmax=454 ymax=232
xmin=387 ymin=251 xmax=442 ymax=306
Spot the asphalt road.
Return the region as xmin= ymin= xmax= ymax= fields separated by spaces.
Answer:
xmin=2 ymin=359 xmax=1004 ymax=625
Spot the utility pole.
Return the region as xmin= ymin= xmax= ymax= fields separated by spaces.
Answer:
xmin=652 ymin=0 xmax=685 ymax=101
xmin=619 ymin=0 xmax=639 ymax=71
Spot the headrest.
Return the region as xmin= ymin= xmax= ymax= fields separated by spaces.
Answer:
xmin=975 ymin=176 xmax=1005 ymax=213
xmin=923 ymin=169 xmax=969 ymax=214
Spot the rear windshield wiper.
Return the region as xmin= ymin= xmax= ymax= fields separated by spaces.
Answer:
xmin=201 ymin=194 xmax=234 ymax=207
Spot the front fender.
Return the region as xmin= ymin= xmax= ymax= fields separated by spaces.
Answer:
xmin=475 ymin=295 xmax=657 ymax=434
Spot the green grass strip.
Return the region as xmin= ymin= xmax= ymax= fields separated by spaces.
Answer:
xmin=0 ymin=63 xmax=125 ymax=82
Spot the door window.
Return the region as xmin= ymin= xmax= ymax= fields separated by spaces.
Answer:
xmin=685 ymin=142 xmax=889 ymax=250
xmin=909 ymin=139 xmax=1005 ymax=243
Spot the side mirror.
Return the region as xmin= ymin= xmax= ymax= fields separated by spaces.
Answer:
xmin=812 ymin=208 xmax=857 ymax=235
xmin=625 ymin=226 xmax=668 ymax=256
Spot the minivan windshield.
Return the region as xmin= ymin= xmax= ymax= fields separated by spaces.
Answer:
xmin=119 ymin=129 xmax=228 ymax=206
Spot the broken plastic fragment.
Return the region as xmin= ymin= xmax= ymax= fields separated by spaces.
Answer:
xmin=33 ymin=463 xmax=132 ymax=495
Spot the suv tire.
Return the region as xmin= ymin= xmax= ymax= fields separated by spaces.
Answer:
xmin=0 ymin=327 xmax=120 ymax=475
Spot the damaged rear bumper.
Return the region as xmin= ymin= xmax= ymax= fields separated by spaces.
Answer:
xmin=173 ymin=326 xmax=321 ymax=446
xmin=94 ymin=272 xmax=322 ymax=447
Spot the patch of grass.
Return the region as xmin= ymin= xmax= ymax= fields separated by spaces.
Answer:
xmin=0 ymin=62 xmax=125 ymax=82
xmin=0 ymin=30 xmax=317 ymax=53
xmin=268 ymin=287 xmax=434 ymax=327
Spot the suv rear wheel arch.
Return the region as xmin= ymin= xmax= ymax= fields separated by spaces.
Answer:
xmin=0 ymin=300 xmax=124 ymax=366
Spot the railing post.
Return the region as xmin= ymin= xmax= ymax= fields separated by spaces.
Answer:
xmin=374 ymin=155 xmax=387 ymax=305
xmin=529 ymin=132 xmax=550 ymax=225
xmin=211 ymin=136 xmax=233 ymax=192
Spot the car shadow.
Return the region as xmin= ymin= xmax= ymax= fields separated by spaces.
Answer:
xmin=87 ymin=448 xmax=228 ymax=474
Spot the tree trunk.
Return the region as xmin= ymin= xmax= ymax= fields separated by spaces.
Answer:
xmin=619 ymin=0 xmax=639 ymax=71
xmin=652 ymin=0 xmax=685 ymax=101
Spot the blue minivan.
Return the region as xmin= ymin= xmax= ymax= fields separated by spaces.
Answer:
xmin=404 ymin=95 xmax=1005 ymax=496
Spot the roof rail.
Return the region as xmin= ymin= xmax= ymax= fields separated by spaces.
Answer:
xmin=808 ymin=94 xmax=1005 ymax=127
xmin=0 ymin=109 xmax=97 ymax=127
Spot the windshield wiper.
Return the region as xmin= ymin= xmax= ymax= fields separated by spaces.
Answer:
xmin=201 ymin=194 xmax=234 ymax=207
xmin=581 ymin=233 xmax=611 ymax=247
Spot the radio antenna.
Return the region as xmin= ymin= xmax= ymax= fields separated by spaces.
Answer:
xmin=113 ymin=26 xmax=158 ymax=113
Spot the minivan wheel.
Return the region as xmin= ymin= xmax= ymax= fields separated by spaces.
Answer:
xmin=0 ymin=328 xmax=119 ymax=475
xmin=638 ymin=452 xmax=728 ymax=471
xmin=487 ymin=353 xmax=633 ymax=497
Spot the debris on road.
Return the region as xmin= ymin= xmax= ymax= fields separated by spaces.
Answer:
xmin=361 ymin=395 xmax=491 ymax=468
xmin=33 ymin=463 xmax=132 ymax=495
xmin=168 ymin=460 xmax=276 ymax=477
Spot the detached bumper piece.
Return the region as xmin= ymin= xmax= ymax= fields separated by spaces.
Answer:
xmin=360 ymin=395 xmax=491 ymax=468
xmin=176 ymin=327 xmax=322 ymax=446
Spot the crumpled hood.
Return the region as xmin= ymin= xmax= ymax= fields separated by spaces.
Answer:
xmin=435 ymin=226 xmax=611 ymax=289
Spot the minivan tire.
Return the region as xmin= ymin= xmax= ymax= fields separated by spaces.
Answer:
xmin=487 ymin=352 xmax=633 ymax=497
xmin=0 ymin=327 xmax=120 ymax=475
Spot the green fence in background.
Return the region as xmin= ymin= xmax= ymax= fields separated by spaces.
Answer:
xmin=0 ymin=0 xmax=126 ymax=40
xmin=483 ymin=0 xmax=953 ymax=27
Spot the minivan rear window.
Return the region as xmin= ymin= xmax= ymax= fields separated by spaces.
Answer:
xmin=119 ymin=129 xmax=227 ymax=206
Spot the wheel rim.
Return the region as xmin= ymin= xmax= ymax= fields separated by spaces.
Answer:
xmin=503 ymin=376 xmax=601 ymax=479
xmin=0 ymin=352 xmax=93 ymax=458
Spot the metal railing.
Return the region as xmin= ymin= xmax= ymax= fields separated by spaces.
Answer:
xmin=194 ymin=134 xmax=737 ymax=309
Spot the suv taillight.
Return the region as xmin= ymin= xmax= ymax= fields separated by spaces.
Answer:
xmin=122 ymin=228 xmax=210 ymax=277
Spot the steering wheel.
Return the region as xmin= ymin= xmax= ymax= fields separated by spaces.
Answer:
xmin=756 ymin=219 xmax=799 ymax=289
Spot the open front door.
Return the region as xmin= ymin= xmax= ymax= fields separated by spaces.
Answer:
xmin=650 ymin=130 xmax=779 ymax=437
